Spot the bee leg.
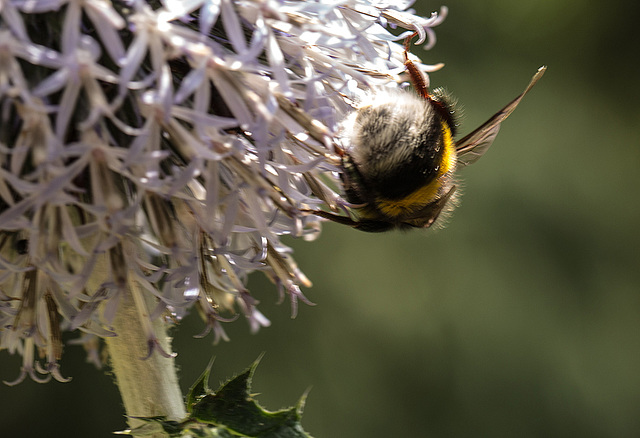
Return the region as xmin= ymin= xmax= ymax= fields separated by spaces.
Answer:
xmin=302 ymin=209 xmax=361 ymax=228
xmin=403 ymin=32 xmax=418 ymax=57
xmin=402 ymin=33 xmax=431 ymax=101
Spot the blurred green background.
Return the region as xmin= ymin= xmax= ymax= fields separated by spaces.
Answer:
xmin=3 ymin=1 xmax=640 ymax=436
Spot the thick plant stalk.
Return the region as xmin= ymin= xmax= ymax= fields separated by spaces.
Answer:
xmin=105 ymin=278 xmax=185 ymax=433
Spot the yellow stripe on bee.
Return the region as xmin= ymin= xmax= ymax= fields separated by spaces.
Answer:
xmin=376 ymin=122 xmax=456 ymax=218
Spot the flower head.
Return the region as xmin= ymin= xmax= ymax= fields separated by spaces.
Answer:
xmin=0 ymin=0 xmax=446 ymax=384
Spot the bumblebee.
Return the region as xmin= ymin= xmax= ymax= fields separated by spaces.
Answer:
xmin=312 ymin=37 xmax=546 ymax=232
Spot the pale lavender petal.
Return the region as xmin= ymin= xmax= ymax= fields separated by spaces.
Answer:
xmin=199 ymin=0 xmax=221 ymax=36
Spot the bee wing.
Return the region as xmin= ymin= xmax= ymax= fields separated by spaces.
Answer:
xmin=456 ymin=66 xmax=546 ymax=167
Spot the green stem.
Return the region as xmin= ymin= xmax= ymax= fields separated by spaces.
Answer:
xmin=105 ymin=278 xmax=185 ymax=435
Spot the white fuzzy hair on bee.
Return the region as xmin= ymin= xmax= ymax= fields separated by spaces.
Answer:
xmin=342 ymin=88 xmax=447 ymax=176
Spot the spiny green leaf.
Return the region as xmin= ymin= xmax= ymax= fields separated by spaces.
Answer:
xmin=187 ymin=356 xmax=215 ymax=413
xmin=190 ymin=356 xmax=311 ymax=438
xmin=116 ymin=357 xmax=312 ymax=438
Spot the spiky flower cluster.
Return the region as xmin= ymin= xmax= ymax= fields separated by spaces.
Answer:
xmin=0 ymin=0 xmax=445 ymax=384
